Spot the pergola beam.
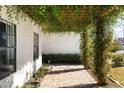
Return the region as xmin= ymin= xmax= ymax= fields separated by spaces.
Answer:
xmin=101 ymin=6 xmax=119 ymax=17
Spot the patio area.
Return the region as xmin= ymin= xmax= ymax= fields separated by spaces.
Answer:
xmin=0 ymin=5 xmax=124 ymax=88
xmin=40 ymin=65 xmax=98 ymax=88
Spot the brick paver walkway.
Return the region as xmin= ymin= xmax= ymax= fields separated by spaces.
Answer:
xmin=40 ymin=65 xmax=98 ymax=88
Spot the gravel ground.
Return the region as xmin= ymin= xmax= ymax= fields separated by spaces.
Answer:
xmin=40 ymin=65 xmax=99 ymax=88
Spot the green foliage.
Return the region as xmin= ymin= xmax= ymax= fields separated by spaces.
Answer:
xmin=1 ymin=5 xmax=123 ymax=33
xmin=111 ymin=40 xmax=121 ymax=52
xmin=1 ymin=5 xmax=124 ymax=86
xmin=14 ymin=5 xmax=124 ymax=86
xmin=112 ymin=54 xmax=124 ymax=67
xmin=80 ymin=26 xmax=94 ymax=69
xmin=42 ymin=54 xmax=80 ymax=64
xmin=93 ymin=11 xmax=113 ymax=85
xmin=22 ymin=65 xmax=46 ymax=88
xmin=34 ymin=65 xmax=46 ymax=78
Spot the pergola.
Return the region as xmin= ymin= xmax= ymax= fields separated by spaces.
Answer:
xmin=4 ymin=5 xmax=124 ymax=85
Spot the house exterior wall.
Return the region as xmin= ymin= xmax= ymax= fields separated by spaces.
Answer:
xmin=42 ymin=32 xmax=80 ymax=54
xmin=0 ymin=6 xmax=42 ymax=88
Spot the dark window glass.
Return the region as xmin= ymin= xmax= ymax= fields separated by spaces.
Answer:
xmin=33 ymin=33 xmax=39 ymax=61
xmin=0 ymin=33 xmax=7 ymax=47
xmin=0 ymin=48 xmax=9 ymax=79
xmin=0 ymin=48 xmax=7 ymax=65
xmin=0 ymin=22 xmax=6 ymax=33
xmin=0 ymin=22 xmax=7 ymax=47
xmin=0 ymin=20 xmax=16 ymax=80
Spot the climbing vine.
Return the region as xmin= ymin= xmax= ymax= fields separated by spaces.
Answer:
xmin=80 ymin=25 xmax=94 ymax=69
xmin=93 ymin=8 xmax=114 ymax=85
xmin=0 ymin=5 xmax=124 ymax=85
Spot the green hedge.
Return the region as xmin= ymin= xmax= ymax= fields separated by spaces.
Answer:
xmin=111 ymin=40 xmax=121 ymax=52
xmin=112 ymin=54 xmax=124 ymax=67
xmin=42 ymin=54 xmax=80 ymax=64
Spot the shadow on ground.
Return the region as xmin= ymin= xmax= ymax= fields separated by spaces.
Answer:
xmin=46 ymin=68 xmax=85 ymax=75
xmin=58 ymin=83 xmax=101 ymax=88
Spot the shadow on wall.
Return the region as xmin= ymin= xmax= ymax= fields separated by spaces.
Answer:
xmin=0 ymin=55 xmax=42 ymax=88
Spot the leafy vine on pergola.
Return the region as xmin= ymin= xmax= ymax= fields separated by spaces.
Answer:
xmin=0 ymin=5 xmax=124 ymax=85
xmin=4 ymin=5 xmax=123 ymax=32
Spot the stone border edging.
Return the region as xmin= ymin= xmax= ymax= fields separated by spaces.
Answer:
xmin=108 ymin=75 xmax=124 ymax=88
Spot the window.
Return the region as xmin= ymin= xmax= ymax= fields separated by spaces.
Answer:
xmin=0 ymin=19 xmax=16 ymax=80
xmin=33 ymin=33 xmax=39 ymax=61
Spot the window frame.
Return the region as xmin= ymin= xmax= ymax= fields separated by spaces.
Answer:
xmin=33 ymin=32 xmax=39 ymax=61
xmin=0 ymin=18 xmax=16 ymax=80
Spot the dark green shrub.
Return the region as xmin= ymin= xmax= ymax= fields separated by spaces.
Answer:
xmin=34 ymin=65 xmax=46 ymax=79
xmin=112 ymin=54 xmax=124 ymax=67
xmin=42 ymin=54 xmax=80 ymax=64
xmin=111 ymin=40 xmax=121 ymax=52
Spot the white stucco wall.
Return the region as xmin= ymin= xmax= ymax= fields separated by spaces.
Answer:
xmin=42 ymin=32 xmax=80 ymax=54
xmin=0 ymin=6 xmax=42 ymax=88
